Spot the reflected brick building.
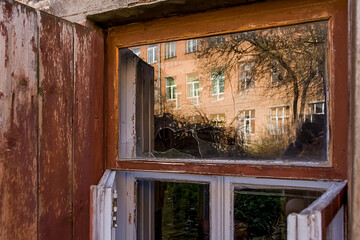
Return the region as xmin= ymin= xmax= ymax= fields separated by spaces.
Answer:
xmin=131 ymin=32 xmax=326 ymax=148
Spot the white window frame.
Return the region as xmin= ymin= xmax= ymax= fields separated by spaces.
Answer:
xmin=92 ymin=170 xmax=345 ymax=240
xmin=211 ymin=114 xmax=225 ymax=127
xmin=147 ymin=44 xmax=157 ymax=64
xmin=239 ymin=110 xmax=255 ymax=145
xmin=239 ymin=62 xmax=254 ymax=89
xmin=186 ymin=39 xmax=198 ymax=53
xmin=210 ymin=71 xmax=225 ymax=101
xmin=186 ymin=74 xmax=200 ymax=105
xmin=307 ymin=102 xmax=325 ymax=122
xmin=269 ymin=106 xmax=290 ymax=134
xmin=165 ymin=77 xmax=177 ymax=101
xmin=165 ymin=41 xmax=176 ymax=59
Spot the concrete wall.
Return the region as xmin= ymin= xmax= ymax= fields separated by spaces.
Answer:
xmin=18 ymin=0 xmax=171 ymax=23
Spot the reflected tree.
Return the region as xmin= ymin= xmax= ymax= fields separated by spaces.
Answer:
xmin=196 ymin=21 xmax=327 ymax=124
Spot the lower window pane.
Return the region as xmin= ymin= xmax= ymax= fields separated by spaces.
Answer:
xmin=137 ymin=180 xmax=210 ymax=240
xmin=233 ymin=187 xmax=324 ymax=240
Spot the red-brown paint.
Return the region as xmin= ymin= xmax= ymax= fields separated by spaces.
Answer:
xmin=0 ymin=1 xmax=38 ymax=240
xmin=73 ymin=24 xmax=105 ymax=240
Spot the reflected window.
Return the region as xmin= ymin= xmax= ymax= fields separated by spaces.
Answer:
xmin=166 ymin=77 xmax=177 ymax=101
xmin=271 ymin=60 xmax=285 ymax=84
xmin=211 ymin=114 xmax=226 ymax=128
xmin=165 ymin=42 xmax=176 ymax=59
xmin=239 ymin=110 xmax=255 ymax=145
xmin=306 ymin=102 xmax=325 ymax=125
xmin=148 ymin=44 xmax=157 ymax=64
xmin=234 ymin=187 xmax=324 ymax=240
xmin=210 ymin=71 xmax=225 ymax=101
xmin=186 ymin=39 xmax=198 ymax=53
xmin=269 ymin=106 xmax=290 ymax=135
xmin=186 ymin=73 xmax=200 ymax=105
xmin=239 ymin=62 xmax=254 ymax=89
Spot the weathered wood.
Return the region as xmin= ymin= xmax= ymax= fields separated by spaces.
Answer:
xmin=38 ymin=11 xmax=74 ymax=240
xmin=107 ymin=0 xmax=349 ymax=180
xmin=0 ymin=1 xmax=38 ymax=239
xmin=73 ymin=23 xmax=104 ymax=240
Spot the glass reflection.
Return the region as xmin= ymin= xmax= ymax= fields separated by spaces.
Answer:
xmin=130 ymin=21 xmax=328 ymax=161
xmin=137 ymin=181 xmax=210 ymax=240
xmin=233 ymin=187 xmax=324 ymax=239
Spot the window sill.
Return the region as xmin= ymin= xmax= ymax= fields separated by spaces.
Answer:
xmin=164 ymin=56 xmax=177 ymax=60
xmin=113 ymin=158 xmax=341 ymax=180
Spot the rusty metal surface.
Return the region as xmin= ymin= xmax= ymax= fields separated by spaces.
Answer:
xmin=38 ymin=11 xmax=74 ymax=240
xmin=0 ymin=1 xmax=38 ymax=239
xmin=73 ymin=24 xmax=104 ymax=240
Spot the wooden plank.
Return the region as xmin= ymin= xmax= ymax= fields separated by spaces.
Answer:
xmin=0 ymin=1 xmax=38 ymax=239
xmin=73 ymin=23 xmax=105 ymax=240
xmin=38 ymin=11 xmax=74 ymax=240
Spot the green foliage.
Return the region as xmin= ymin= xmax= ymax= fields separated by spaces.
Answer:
xmin=160 ymin=182 xmax=209 ymax=240
xmin=234 ymin=193 xmax=286 ymax=240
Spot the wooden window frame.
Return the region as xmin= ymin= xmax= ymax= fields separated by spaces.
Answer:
xmin=105 ymin=0 xmax=349 ymax=180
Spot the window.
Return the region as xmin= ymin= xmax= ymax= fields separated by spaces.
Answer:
xmin=271 ymin=60 xmax=284 ymax=84
xmin=210 ymin=114 xmax=226 ymax=128
xmin=92 ymin=170 xmax=346 ymax=240
xmin=165 ymin=41 xmax=176 ymax=59
xmin=106 ymin=0 xmax=348 ymax=224
xmin=186 ymin=39 xmax=198 ymax=53
xmin=165 ymin=77 xmax=176 ymax=100
xmin=269 ymin=106 xmax=290 ymax=134
xmin=207 ymin=35 xmax=226 ymax=47
xmin=210 ymin=71 xmax=225 ymax=101
xmin=239 ymin=62 xmax=254 ymax=89
xmin=186 ymin=73 xmax=200 ymax=105
xmin=131 ymin=47 xmax=140 ymax=57
xmin=147 ymin=44 xmax=157 ymax=63
xmin=306 ymin=102 xmax=325 ymax=123
xmin=239 ymin=110 xmax=255 ymax=145
xmin=102 ymin=0 xmax=348 ymax=238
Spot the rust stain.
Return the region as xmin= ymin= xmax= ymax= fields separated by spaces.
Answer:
xmin=19 ymin=77 xmax=29 ymax=89
xmin=128 ymin=213 xmax=132 ymax=224
xmin=0 ymin=21 xmax=8 ymax=67
xmin=30 ymin=36 xmax=37 ymax=52
xmin=0 ymin=91 xmax=4 ymax=99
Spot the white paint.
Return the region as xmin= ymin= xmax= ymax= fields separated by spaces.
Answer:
xmin=90 ymin=170 xmax=117 ymax=240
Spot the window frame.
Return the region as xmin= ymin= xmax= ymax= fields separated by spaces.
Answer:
xmin=210 ymin=71 xmax=225 ymax=101
xmin=105 ymin=0 xmax=349 ymax=180
xmin=269 ymin=106 xmax=290 ymax=135
xmin=186 ymin=73 xmax=200 ymax=105
xmin=165 ymin=41 xmax=176 ymax=59
xmin=95 ymin=170 xmax=345 ymax=240
xmin=186 ymin=39 xmax=199 ymax=53
xmin=147 ymin=44 xmax=157 ymax=64
xmin=165 ymin=76 xmax=177 ymax=101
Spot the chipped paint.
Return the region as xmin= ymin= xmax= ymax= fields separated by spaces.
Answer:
xmin=1 ymin=1 xmax=104 ymax=240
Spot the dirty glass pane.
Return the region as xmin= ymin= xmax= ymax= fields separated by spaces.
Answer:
xmin=233 ymin=187 xmax=325 ymax=240
xmin=128 ymin=20 xmax=328 ymax=161
xmin=137 ymin=180 xmax=210 ymax=240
